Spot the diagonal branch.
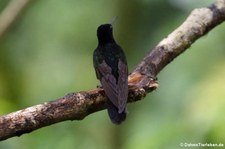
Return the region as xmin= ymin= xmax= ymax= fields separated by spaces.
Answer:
xmin=0 ymin=0 xmax=31 ymax=38
xmin=0 ymin=0 xmax=225 ymax=141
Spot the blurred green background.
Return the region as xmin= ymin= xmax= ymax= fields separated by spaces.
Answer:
xmin=0 ymin=0 xmax=225 ymax=148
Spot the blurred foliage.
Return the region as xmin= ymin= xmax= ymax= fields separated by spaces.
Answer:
xmin=0 ymin=0 xmax=224 ymax=149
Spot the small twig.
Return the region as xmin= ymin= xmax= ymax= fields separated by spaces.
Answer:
xmin=0 ymin=0 xmax=225 ymax=141
xmin=0 ymin=0 xmax=31 ymax=38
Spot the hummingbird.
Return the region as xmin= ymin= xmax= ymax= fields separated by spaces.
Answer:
xmin=93 ymin=23 xmax=128 ymax=124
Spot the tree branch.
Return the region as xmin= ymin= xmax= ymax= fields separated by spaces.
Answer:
xmin=0 ymin=0 xmax=225 ymax=141
xmin=0 ymin=0 xmax=31 ymax=38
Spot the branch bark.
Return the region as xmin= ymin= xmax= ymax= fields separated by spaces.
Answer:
xmin=0 ymin=0 xmax=225 ymax=141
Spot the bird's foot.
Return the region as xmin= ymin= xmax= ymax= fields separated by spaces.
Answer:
xmin=97 ymin=85 xmax=103 ymax=88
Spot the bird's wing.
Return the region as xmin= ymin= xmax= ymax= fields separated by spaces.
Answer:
xmin=117 ymin=59 xmax=128 ymax=113
xmin=98 ymin=60 xmax=128 ymax=113
xmin=98 ymin=60 xmax=119 ymax=107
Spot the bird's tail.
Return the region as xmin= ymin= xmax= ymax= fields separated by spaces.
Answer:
xmin=106 ymin=99 xmax=126 ymax=124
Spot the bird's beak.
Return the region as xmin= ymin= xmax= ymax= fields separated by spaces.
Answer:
xmin=110 ymin=16 xmax=118 ymax=25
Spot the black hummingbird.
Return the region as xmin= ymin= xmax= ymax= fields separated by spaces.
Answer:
xmin=93 ymin=23 xmax=128 ymax=124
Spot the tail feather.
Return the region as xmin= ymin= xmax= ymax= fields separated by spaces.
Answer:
xmin=106 ymin=99 xmax=126 ymax=124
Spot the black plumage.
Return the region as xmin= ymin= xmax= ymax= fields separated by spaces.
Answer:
xmin=93 ymin=24 xmax=128 ymax=124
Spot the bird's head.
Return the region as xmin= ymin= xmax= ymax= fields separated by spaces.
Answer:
xmin=97 ymin=24 xmax=114 ymax=44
